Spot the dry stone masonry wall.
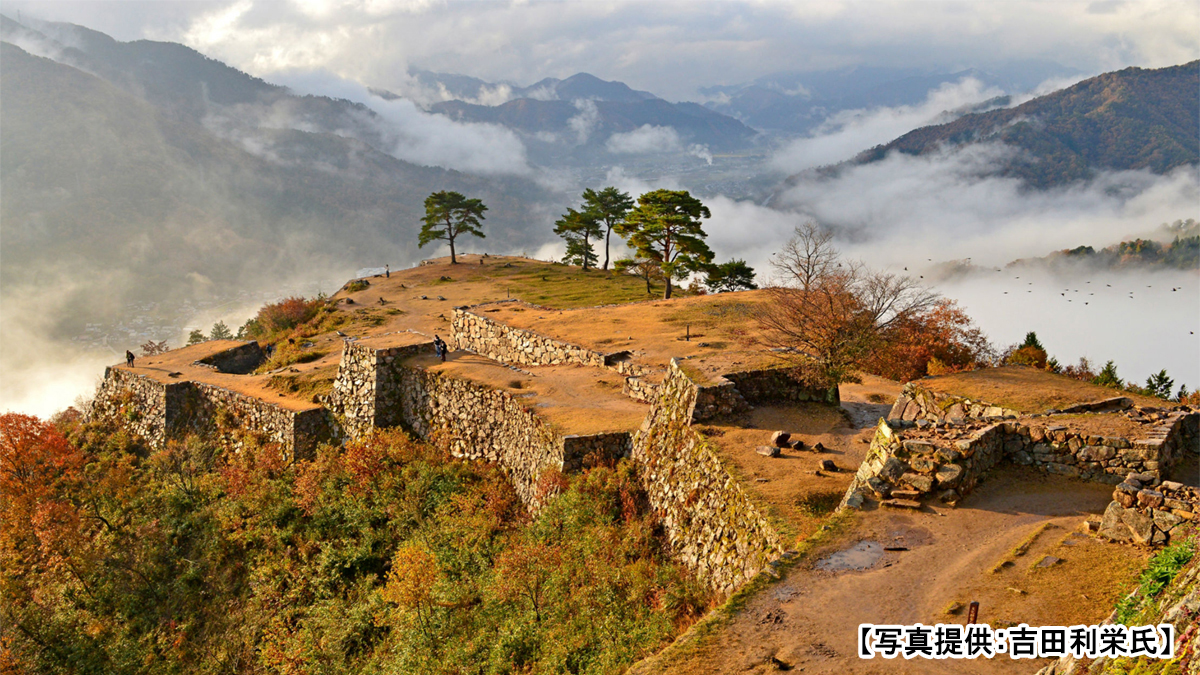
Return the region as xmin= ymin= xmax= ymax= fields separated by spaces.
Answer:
xmin=451 ymin=307 xmax=608 ymax=368
xmin=1101 ymin=477 xmax=1198 ymax=546
xmin=889 ymin=382 xmax=1021 ymax=423
xmin=841 ymin=408 xmax=1199 ymax=512
xmin=328 ymin=340 xmax=629 ymax=509
xmin=89 ymin=365 xmax=334 ymax=460
xmin=632 ymin=360 xmax=784 ymax=595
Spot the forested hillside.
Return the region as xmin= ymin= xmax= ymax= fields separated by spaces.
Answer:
xmin=854 ymin=62 xmax=1199 ymax=187
xmin=0 ymin=414 xmax=709 ymax=673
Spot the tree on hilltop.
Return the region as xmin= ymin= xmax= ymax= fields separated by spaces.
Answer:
xmin=616 ymin=189 xmax=714 ymax=299
xmin=210 ymin=321 xmax=232 ymax=340
xmin=756 ymin=221 xmax=938 ymax=404
xmin=705 ymin=259 xmax=758 ymax=293
xmin=614 ymin=255 xmax=665 ymax=294
xmin=581 ymin=187 xmax=634 ymax=270
xmin=419 ymin=191 xmax=487 ymax=264
xmin=553 ymin=208 xmax=602 ymax=270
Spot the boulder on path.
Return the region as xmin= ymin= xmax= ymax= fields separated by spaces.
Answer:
xmin=756 ymin=445 xmax=781 ymax=458
xmin=770 ymin=430 xmax=791 ymax=447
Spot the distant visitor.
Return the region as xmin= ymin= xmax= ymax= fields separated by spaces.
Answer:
xmin=126 ymin=350 xmax=135 ymax=367
xmin=433 ymin=335 xmax=448 ymax=362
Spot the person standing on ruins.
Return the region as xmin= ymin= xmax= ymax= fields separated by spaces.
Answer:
xmin=433 ymin=335 xmax=447 ymax=362
xmin=126 ymin=350 xmax=135 ymax=368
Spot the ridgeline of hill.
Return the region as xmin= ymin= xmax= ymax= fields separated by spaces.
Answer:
xmin=853 ymin=61 xmax=1200 ymax=188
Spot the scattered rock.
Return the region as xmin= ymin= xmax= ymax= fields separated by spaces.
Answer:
xmin=812 ymin=442 xmax=826 ymax=453
xmin=770 ymin=430 xmax=791 ymax=447
xmin=756 ymin=445 xmax=781 ymax=458
xmin=790 ymin=439 xmax=807 ymax=450
xmin=1007 ymin=587 xmax=1027 ymax=595
xmin=819 ymin=459 xmax=838 ymax=472
xmin=1036 ymin=556 xmax=1062 ymax=568
xmin=944 ymin=602 xmax=963 ymax=615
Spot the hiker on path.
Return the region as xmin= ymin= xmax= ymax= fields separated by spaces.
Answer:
xmin=126 ymin=350 xmax=135 ymax=368
xmin=433 ymin=335 xmax=447 ymax=362
xmin=385 ymin=264 xmax=390 ymax=278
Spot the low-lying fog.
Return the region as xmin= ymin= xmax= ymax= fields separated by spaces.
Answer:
xmin=3 ymin=75 xmax=1197 ymax=419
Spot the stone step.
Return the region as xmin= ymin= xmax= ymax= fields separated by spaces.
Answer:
xmin=882 ymin=498 xmax=922 ymax=509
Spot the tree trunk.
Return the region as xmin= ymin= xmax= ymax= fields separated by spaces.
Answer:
xmin=603 ymin=227 xmax=611 ymax=270
xmin=664 ymin=277 xmax=673 ymax=299
xmin=449 ymin=235 xmax=457 ymax=264
xmin=582 ymin=234 xmax=589 ymax=271
xmin=644 ymin=272 xmax=651 ymax=294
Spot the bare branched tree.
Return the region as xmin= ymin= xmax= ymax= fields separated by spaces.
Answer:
xmin=757 ymin=222 xmax=938 ymax=403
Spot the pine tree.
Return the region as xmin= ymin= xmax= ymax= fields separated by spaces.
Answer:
xmin=418 ymin=191 xmax=487 ymax=264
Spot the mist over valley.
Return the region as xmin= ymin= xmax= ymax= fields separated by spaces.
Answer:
xmin=1 ymin=6 xmax=1197 ymax=417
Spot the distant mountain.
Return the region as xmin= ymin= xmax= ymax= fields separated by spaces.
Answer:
xmin=431 ymin=96 xmax=755 ymax=152
xmin=408 ymin=71 xmax=756 ymax=153
xmin=852 ymin=62 xmax=1199 ymax=188
xmin=0 ymin=20 xmax=558 ymax=344
xmin=700 ymin=62 xmax=1081 ymax=133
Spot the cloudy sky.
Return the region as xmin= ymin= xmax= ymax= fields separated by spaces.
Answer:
xmin=8 ymin=0 xmax=1198 ymax=101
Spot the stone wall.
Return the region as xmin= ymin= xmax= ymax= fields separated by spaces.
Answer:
xmin=722 ymin=367 xmax=827 ymax=406
xmin=451 ymin=307 xmax=608 ymax=368
xmin=88 ymin=367 xmax=185 ymax=442
xmin=193 ymin=341 xmax=265 ymax=374
xmin=888 ymin=382 xmax=1021 ymax=423
xmin=632 ymin=360 xmax=783 ymax=595
xmin=328 ymin=340 xmax=630 ymax=509
xmin=841 ymin=409 xmax=1199 ymax=510
xmin=88 ymin=367 xmax=334 ymax=460
xmin=840 ymin=419 xmax=1010 ymax=508
xmin=1101 ymin=477 xmax=1198 ymax=546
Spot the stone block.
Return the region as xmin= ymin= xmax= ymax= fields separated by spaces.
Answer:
xmin=1121 ymin=508 xmax=1154 ymax=544
xmin=935 ymin=463 xmax=964 ymax=489
xmin=1098 ymin=502 xmax=1133 ymax=542
xmin=910 ymin=456 xmax=937 ymax=473
xmin=901 ymin=472 xmax=934 ymax=493
xmin=1136 ymin=490 xmax=1164 ymax=509
xmin=879 ymin=457 xmax=908 ymax=483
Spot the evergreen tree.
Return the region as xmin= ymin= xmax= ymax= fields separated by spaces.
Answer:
xmin=1092 ymin=360 xmax=1122 ymax=388
xmin=187 ymin=329 xmax=206 ymax=345
xmin=553 ymin=208 xmax=602 ymax=270
xmin=1021 ymin=331 xmax=1045 ymax=351
xmin=580 ymin=187 xmax=634 ymax=270
xmin=705 ymin=259 xmax=758 ymax=293
xmin=418 ymin=191 xmax=487 ymax=264
xmin=1144 ymin=370 xmax=1174 ymax=399
xmin=616 ymin=189 xmax=714 ymax=299
xmin=209 ymin=321 xmax=232 ymax=340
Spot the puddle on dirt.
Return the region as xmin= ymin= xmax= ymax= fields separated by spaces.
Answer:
xmin=816 ymin=540 xmax=884 ymax=572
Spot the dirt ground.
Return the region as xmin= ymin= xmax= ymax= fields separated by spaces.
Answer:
xmin=636 ymin=464 xmax=1148 ymax=675
xmin=922 ymin=366 xmax=1167 ymax=413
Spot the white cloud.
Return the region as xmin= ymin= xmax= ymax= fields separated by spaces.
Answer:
xmin=273 ymin=70 xmax=532 ymax=175
xmin=567 ymin=99 xmax=600 ymax=145
xmin=8 ymin=0 xmax=1195 ymax=103
xmin=769 ymin=77 xmax=1006 ymax=173
xmin=606 ymin=125 xmax=682 ymax=154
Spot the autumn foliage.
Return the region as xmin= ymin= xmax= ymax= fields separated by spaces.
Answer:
xmin=864 ymin=298 xmax=996 ymax=382
xmin=0 ymin=417 xmax=708 ymax=674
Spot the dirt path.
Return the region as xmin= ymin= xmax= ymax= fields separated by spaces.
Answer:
xmin=637 ymin=464 xmax=1148 ymax=675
